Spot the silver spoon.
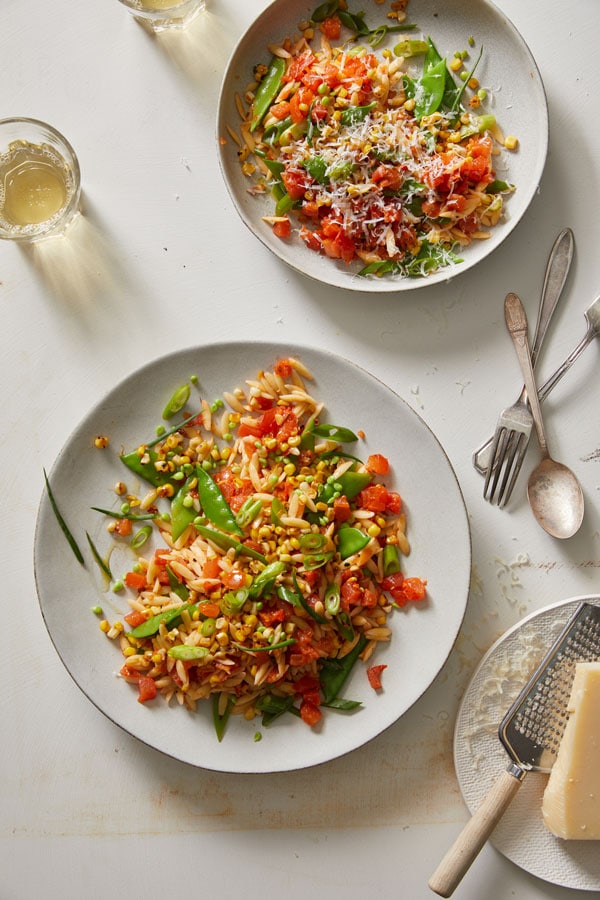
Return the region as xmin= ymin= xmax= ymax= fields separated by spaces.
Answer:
xmin=504 ymin=292 xmax=584 ymax=539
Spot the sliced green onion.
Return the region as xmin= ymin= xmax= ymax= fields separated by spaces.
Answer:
xmin=44 ymin=469 xmax=84 ymax=565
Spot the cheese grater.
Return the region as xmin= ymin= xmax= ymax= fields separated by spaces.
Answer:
xmin=429 ymin=601 xmax=600 ymax=898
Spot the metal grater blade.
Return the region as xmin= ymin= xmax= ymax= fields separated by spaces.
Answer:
xmin=498 ymin=601 xmax=600 ymax=773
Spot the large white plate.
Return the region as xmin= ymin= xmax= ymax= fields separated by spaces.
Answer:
xmin=35 ymin=342 xmax=470 ymax=772
xmin=454 ymin=595 xmax=600 ymax=891
xmin=217 ymin=0 xmax=548 ymax=292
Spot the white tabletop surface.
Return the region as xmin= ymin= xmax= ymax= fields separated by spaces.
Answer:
xmin=2 ymin=1 xmax=599 ymax=898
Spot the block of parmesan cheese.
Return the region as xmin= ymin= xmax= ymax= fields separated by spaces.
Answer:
xmin=542 ymin=661 xmax=600 ymax=840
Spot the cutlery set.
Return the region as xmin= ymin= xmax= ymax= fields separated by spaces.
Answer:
xmin=475 ymin=227 xmax=599 ymax=537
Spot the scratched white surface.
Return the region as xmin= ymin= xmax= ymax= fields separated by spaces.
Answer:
xmin=1 ymin=1 xmax=599 ymax=899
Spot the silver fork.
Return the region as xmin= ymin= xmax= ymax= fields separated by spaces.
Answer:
xmin=484 ymin=293 xmax=600 ymax=506
xmin=474 ymin=227 xmax=574 ymax=477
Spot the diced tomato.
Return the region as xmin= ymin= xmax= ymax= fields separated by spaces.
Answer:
xmin=302 ymin=568 xmax=321 ymax=588
xmin=270 ymin=100 xmax=291 ymax=120
xmin=365 ymin=453 xmax=389 ymax=475
xmin=277 ymin=408 xmax=299 ymax=442
xmin=319 ymin=15 xmax=341 ymax=40
xmin=119 ymin=664 xmax=140 ymax=683
xmin=319 ymin=219 xmax=356 ymax=263
xmin=273 ymin=218 xmax=291 ymax=239
xmin=333 ymin=495 xmax=352 ymax=523
xmin=274 ymin=358 xmax=293 ymax=378
xmin=300 ymin=699 xmax=322 ymax=727
xmin=213 ymin=467 xmax=254 ymax=512
xmin=357 ymin=483 xmax=389 ymax=512
xmin=258 ymin=607 xmax=286 ymax=627
xmin=202 ymin=557 xmax=221 ymax=580
xmin=125 ymin=571 xmax=146 ymax=591
xmin=282 ymin=168 xmax=310 ymax=200
xmin=294 ymin=674 xmax=321 ymax=707
xmin=385 ymin=491 xmax=402 ymax=514
xmin=381 ymin=571 xmax=405 ymax=601
xmin=300 ymin=226 xmax=322 ymax=252
xmin=288 ymin=626 xmax=321 ymax=667
xmin=114 ymin=518 xmax=132 ymax=536
xmin=301 ymin=199 xmax=320 ymax=219
xmin=341 ymin=576 xmax=363 ymax=610
xmin=361 ymin=587 xmax=379 ymax=609
xmin=283 ymin=49 xmax=316 ymax=84
xmin=221 ymin=567 xmax=245 ymax=590
xmin=254 ymin=395 xmax=274 ymax=410
xmin=124 ymin=609 xmax=147 ymax=628
xmin=367 ymin=664 xmax=387 ymax=690
xmin=290 ymin=86 xmax=315 ymax=123
xmin=137 ymin=676 xmax=157 ymax=703
xmin=401 ymin=577 xmax=427 ymax=601
xmin=197 ymin=601 xmax=221 ymax=619
xmin=372 ymin=165 xmax=403 ymax=191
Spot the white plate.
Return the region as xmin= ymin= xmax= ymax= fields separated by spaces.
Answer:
xmin=35 ymin=342 xmax=470 ymax=773
xmin=454 ymin=595 xmax=600 ymax=891
xmin=217 ymin=0 xmax=548 ymax=292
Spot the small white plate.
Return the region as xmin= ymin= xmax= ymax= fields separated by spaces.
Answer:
xmin=454 ymin=595 xmax=600 ymax=891
xmin=217 ymin=0 xmax=548 ymax=292
xmin=35 ymin=342 xmax=470 ymax=772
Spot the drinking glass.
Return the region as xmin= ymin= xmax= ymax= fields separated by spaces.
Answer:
xmin=117 ymin=0 xmax=206 ymax=32
xmin=0 ymin=118 xmax=81 ymax=242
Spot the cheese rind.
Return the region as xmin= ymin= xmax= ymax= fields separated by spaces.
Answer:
xmin=542 ymin=661 xmax=600 ymax=840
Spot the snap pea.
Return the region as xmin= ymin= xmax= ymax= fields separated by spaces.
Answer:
xmin=393 ymin=38 xmax=428 ymax=57
xmin=270 ymin=496 xmax=284 ymax=526
xmin=318 ymin=470 xmax=372 ymax=503
xmin=383 ymin=543 xmax=401 ymax=576
xmin=262 ymin=115 xmax=292 ymax=145
xmin=320 ymin=634 xmax=367 ymax=704
xmin=486 ymin=179 xmax=513 ymax=194
xmin=274 ymin=191 xmax=296 ymax=216
xmin=336 ymin=610 xmax=355 ymax=642
xmin=250 ymin=56 xmax=287 ymax=132
xmin=162 ymin=383 xmax=191 ymax=420
xmin=196 ymin=464 xmax=243 ymax=536
xmin=323 ymin=697 xmax=362 ymax=710
xmin=167 ymin=565 xmax=190 ymax=600
xmin=414 ymin=55 xmax=447 ymax=119
xmin=312 ymin=0 xmax=339 ymax=21
xmin=170 ymin=475 xmax=197 ymax=541
xmin=303 ymin=155 xmax=329 ymax=185
xmin=255 ymin=693 xmax=300 ymax=726
xmin=311 ymin=423 xmax=358 ymax=443
xmin=44 ymin=468 xmax=84 ymax=565
xmin=193 ymin=523 xmax=267 ymax=563
xmin=340 ymin=102 xmax=376 ymax=126
xmin=129 ymin=602 xmax=194 ymax=639
xmin=326 ymin=159 xmax=357 ymax=181
xmin=212 ymin=693 xmax=234 ymax=742
xmin=249 ymin=561 xmax=286 ymax=599
xmin=168 ymin=645 xmax=208 ymax=661
xmin=119 ymin=448 xmax=172 ymax=488
xmin=338 ymin=525 xmax=370 ymax=560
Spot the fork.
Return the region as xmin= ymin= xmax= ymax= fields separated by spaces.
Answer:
xmin=474 ymin=228 xmax=574 ymax=477
xmin=484 ymin=292 xmax=600 ymax=506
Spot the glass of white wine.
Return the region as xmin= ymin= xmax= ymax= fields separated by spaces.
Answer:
xmin=117 ymin=0 xmax=206 ymax=32
xmin=0 ymin=118 xmax=81 ymax=242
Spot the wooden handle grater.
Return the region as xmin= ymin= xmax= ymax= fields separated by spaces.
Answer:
xmin=429 ymin=601 xmax=600 ymax=898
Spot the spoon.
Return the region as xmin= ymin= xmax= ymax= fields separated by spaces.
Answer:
xmin=504 ymin=292 xmax=584 ymax=539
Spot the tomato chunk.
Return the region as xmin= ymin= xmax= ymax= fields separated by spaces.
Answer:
xmin=137 ymin=676 xmax=157 ymax=703
xmin=299 ymin=699 xmax=322 ymax=727
xmin=125 ymin=571 xmax=146 ymax=591
xmin=367 ymin=664 xmax=387 ymax=690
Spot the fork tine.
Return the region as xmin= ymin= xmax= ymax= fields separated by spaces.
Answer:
xmin=497 ymin=431 xmax=527 ymax=507
xmin=483 ymin=426 xmax=510 ymax=502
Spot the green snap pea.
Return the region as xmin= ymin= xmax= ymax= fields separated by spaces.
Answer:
xmin=340 ymin=102 xmax=376 ymax=126
xmin=250 ymin=55 xmax=287 ymax=131
xmin=311 ymin=423 xmax=358 ymax=443
xmin=320 ymin=635 xmax=367 ymax=704
xmin=193 ymin=524 xmax=267 ymax=563
xmin=162 ymin=383 xmax=191 ymax=420
xmin=338 ymin=526 xmax=370 ymax=560
xmin=167 ymin=565 xmax=190 ymax=601
xmin=171 ymin=475 xmax=197 ymax=541
xmin=196 ymin=465 xmax=243 ymax=536
xmin=270 ymin=496 xmax=284 ymax=526
xmin=255 ymin=693 xmax=300 ymax=726
xmin=129 ymin=602 xmax=194 ymax=639
xmin=168 ymin=645 xmax=209 ymax=661
xmin=212 ymin=693 xmax=234 ymax=742
xmin=249 ymin=561 xmax=286 ymax=599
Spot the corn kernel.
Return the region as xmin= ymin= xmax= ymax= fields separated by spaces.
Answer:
xmin=468 ymin=77 xmax=479 ymax=90
xmin=367 ymin=524 xmax=381 ymax=538
xmin=94 ymin=435 xmax=109 ymax=449
xmin=449 ymin=57 xmax=462 ymax=72
xmin=283 ymin=463 xmax=296 ymax=476
xmin=123 ymin=646 xmax=137 ymax=657
xmin=403 ymin=98 xmax=415 ymax=112
xmin=504 ymin=135 xmax=519 ymax=150
xmin=99 ymin=620 xmax=110 ymax=633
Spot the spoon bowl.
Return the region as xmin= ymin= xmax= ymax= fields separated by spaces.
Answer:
xmin=504 ymin=292 xmax=585 ymax=539
xmin=527 ymin=457 xmax=585 ymax=539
